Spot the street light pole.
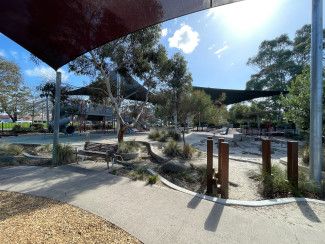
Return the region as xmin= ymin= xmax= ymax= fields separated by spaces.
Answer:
xmin=309 ymin=0 xmax=323 ymax=185
xmin=52 ymin=71 xmax=61 ymax=167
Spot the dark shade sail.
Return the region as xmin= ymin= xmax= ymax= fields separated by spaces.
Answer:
xmin=0 ymin=0 xmax=242 ymax=70
xmin=193 ymin=86 xmax=288 ymax=105
xmin=69 ymin=82 xmax=287 ymax=105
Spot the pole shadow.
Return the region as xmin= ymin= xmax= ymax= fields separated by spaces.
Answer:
xmin=296 ymin=201 xmax=321 ymax=223
xmin=204 ymin=202 xmax=224 ymax=232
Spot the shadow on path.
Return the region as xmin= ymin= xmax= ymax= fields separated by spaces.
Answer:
xmin=0 ymin=165 xmax=122 ymax=220
xmin=296 ymin=201 xmax=321 ymax=223
xmin=204 ymin=203 xmax=224 ymax=232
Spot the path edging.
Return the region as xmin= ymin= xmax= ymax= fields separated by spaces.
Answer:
xmin=147 ymin=169 xmax=325 ymax=207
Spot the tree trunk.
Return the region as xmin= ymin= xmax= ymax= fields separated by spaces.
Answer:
xmin=118 ymin=124 xmax=127 ymax=143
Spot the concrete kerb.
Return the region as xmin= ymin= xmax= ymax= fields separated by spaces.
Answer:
xmin=147 ymin=168 xmax=325 ymax=207
xmin=139 ymin=140 xmax=325 ymax=207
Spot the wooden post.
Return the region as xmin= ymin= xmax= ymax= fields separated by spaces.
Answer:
xmin=220 ymin=142 xmax=229 ymax=199
xmin=206 ymin=136 xmax=213 ymax=195
xmin=217 ymin=138 xmax=224 ymax=183
xmin=262 ymin=139 xmax=271 ymax=175
xmin=287 ymin=141 xmax=298 ymax=187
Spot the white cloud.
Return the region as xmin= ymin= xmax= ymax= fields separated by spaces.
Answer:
xmin=214 ymin=44 xmax=229 ymax=55
xmin=0 ymin=50 xmax=6 ymax=57
xmin=25 ymin=66 xmax=69 ymax=81
xmin=208 ymin=44 xmax=216 ymax=50
xmin=161 ymin=28 xmax=168 ymax=37
xmin=10 ymin=50 xmax=18 ymax=59
xmin=168 ymin=24 xmax=200 ymax=54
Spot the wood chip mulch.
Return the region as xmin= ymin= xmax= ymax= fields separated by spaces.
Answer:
xmin=0 ymin=191 xmax=142 ymax=244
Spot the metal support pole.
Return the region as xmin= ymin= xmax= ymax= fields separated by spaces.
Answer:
xmin=52 ymin=71 xmax=61 ymax=167
xmin=310 ymin=0 xmax=323 ymax=184
xmin=206 ymin=136 xmax=213 ymax=195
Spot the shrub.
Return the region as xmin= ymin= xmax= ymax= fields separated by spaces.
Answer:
xmin=117 ymin=141 xmax=140 ymax=154
xmin=0 ymin=144 xmax=24 ymax=156
xmin=261 ymin=164 xmax=320 ymax=198
xmin=148 ymin=130 xmax=160 ymax=140
xmin=31 ymin=123 xmax=45 ymax=132
xmin=35 ymin=144 xmax=52 ymax=154
xmin=147 ymin=175 xmax=158 ymax=185
xmin=168 ymin=131 xmax=181 ymax=141
xmin=57 ymin=144 xmax=76 ymax=165
xmin=182 ymin=144 xmax=195 ymax=159
xmin=12 ymin=125 xmax=32 ymax=134
xmin=163 ymin=140 xmax=181 ymax=157
xmin=300 ymin=144 xmax=325 ymax=170
xmin=148 ymin=129 xmax=181 ymax=142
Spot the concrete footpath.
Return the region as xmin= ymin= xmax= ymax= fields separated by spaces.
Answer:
xmin=0 ymin=165 xmax=324 ymax=244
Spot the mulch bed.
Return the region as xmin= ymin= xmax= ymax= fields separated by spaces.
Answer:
xmin=0 ymin=191 xmax=142 ymax=244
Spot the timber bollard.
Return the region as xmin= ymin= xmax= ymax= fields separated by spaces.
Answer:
xmin=220 ymin=142 xmax=229 ymax=199
xmin=262 ymin=139 xmax=271 ymax=175
xmin=206 ymin=136 xmax=214 ymax=195
xmin=217 ymin=138 xmax=225 ymax=183
xmin=287 ymin=141 xmax=298 ymax=188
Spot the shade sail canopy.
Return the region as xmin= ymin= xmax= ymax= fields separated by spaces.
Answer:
xmin=68 ymin=81 xmax=287 ymax=105
xmin=193 ymin=86 xmax=288 ymax=105
xmin=0 ymin=0 xmax=242 ymax=69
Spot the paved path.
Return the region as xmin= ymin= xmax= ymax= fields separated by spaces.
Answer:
xmin=0 ymin=165 xmax=324 ymax=244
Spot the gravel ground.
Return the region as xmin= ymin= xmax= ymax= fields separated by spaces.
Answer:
xmin=0 ymin=191 xmax=142 ymax=244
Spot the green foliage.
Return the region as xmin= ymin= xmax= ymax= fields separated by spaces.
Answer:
xmin=12 ymin=125 xmax=32 ymax=134
xmin=281 ymin=68 xmax=325 ymax=132
xmin=0 ymin=144 xmax=24 ymax=156
xmin=148 ymin=130 xmax=161 ymax=140
xmin=147 ymin=175 xmax=158 ymax=185
xmin=57 ymin=144 xmax=76 ymax=165
xmin=191 ymin=90 xmax=227 ymax=127
xmin=163 ymin=140 xmax=181 ymax=157
xmin=128 ymin=167 xmax=147 ymax=181
xmin=260 ymin=165 xmax=320 ymax=198
xmin=35 ymin=144 xmax=52 ymax=154
xmin=245 ymin=24 xmax=325 ymax=122
xmin=0 ymin=58 xmax=32 ymax=122
xmin=182 ymin=144 xmax=195 ymax=159
xmin=117 ymin=141 xmax=140 ymax=153
xmin=148 ymin=129 xmax=181 ymax=142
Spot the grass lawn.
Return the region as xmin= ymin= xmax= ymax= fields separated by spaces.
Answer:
xmin=0 ymin=191 xmax=141 ymax=244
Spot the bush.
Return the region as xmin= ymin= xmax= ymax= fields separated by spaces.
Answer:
xmin=12 ymin=125 xmax=32 ymax=134
xmin=117 ymin=141 xmax=140 ymax=154
xmin=163 ymin=140 xmax=181 ymax=157
xmin=148 ymin=129 xmax=181 ymax=142
xmin=261 ymin=164 xmax=320 ymax=198
xmin=30 ymin=123 xmax=45 ymax=132
xmin=0 ymin=144 xmax=24 ymax=156
xmin=147 ymin=175 xmax=158 ymax=185
xmin=35 ymin=144 xmax=52 ymax=154
xmin=57 ymin=144 xmax=76 ymax=165
xmin=300 ymin=144 xmax=325 ymax=170
xmin=148 ymin=130 xmax=161 ymax=140
xmin=182 ymin=144 xmax=195 ymax=159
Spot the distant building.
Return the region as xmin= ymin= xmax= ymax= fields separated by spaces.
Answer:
xmin=0 ymin=114 xmax=13 ymax=123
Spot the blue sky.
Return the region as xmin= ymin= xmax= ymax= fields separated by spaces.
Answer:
xmin=0 ymin=0 xmax=324 ymax=92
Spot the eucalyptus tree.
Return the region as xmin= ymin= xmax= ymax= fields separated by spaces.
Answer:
xmin=69 ymin=25 xmax=167 ymax=142
xmin=0 ymin=57 xmax=32 ymax=121
xmin=159 ymin=52 xmax=192 ymax=131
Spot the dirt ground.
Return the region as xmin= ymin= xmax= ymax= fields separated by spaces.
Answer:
xmin=0 ymin=191 xmax=141 ymax=244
